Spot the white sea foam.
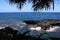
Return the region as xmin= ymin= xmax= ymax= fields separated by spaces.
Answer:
xmin=29 ymin=27 xmax=41 ymax=31
xmin=0 ymin=27 xmax=5 ymax=29
xmin=0 ymin=22 xmax=60 ymax=38
xmin=46 ymin=26 xmax=60 ymax=32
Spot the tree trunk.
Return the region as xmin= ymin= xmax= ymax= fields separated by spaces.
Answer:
xmin=53 ymin=0 xmax=54 ymax=10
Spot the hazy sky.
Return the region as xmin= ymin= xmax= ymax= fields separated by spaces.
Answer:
xmin=0 ymin=0 xmax=60 ymax=12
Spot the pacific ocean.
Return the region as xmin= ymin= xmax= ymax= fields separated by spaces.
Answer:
xmin=0 ymin=12 xmax=60 ymax=23
xmin=0 ymin=12 xmax=60 ymax=38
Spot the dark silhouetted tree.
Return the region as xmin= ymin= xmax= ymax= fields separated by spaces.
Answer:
xmin=9 ymin=0 xmax=54 ymax=11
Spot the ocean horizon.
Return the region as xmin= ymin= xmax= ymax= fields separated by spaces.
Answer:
xmin=0 ymin=12 xmax=60 ymax=23
xmin=0 ymin=12 xmax=60 ymax=38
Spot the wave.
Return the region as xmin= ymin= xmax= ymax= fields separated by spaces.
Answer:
xmin=0 ymin=22 xmax=60 ymax=38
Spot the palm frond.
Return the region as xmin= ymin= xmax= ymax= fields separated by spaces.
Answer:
xmin=32 ymin=0 xmax=54 ymax=11
xmin=9 ymin=0 xmax=26 ymax=9
xmin=9 ymin=0 xmax=54 ymax=11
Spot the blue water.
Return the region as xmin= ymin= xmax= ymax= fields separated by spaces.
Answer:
xmin=0 ymin=12 xmax=60 ymax=23
xmin=0 ymin=12 xmax=60 ymax=38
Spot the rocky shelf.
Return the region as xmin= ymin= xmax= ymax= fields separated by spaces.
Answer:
xmin=23 ymin=19 xmax=60 ymax=30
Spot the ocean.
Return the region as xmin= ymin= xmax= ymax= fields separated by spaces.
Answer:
xmin=0 ymin=12 xmax=60 ymax=38
xmin=0 ymin=12 xmax=60 ymax=23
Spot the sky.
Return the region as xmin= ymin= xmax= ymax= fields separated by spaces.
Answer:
xmin=0 ymin=0 xmax=60 ymax=12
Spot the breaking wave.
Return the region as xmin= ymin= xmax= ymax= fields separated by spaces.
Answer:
xmin=0 ymin=22 xmax=60 ymax=38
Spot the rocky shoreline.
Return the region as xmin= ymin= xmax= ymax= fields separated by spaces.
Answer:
xmin=23 ymin=19 xmax=60 ymax=30
xmin=0 ymin=19 xmax=60 ymax=38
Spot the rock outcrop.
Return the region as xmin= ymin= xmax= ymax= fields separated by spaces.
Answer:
xmin=23 ymin=19 xmax=60 ymax=30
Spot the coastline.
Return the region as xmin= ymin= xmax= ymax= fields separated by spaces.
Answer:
xmin=0 ymin=19 xmax=60 ymax=39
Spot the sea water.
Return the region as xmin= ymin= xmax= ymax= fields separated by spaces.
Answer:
xmin=0 ymin=12 xmax=60 ymax=38
xmin=0 ymin=12 xmax=60 ymax=23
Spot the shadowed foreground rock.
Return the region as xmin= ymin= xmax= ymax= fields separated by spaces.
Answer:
xmin=0 ymin=27 xmax=46 ymax=40
xmin=0 ymin=27 xmax=60 ymax=40
xmin=50 ymin=37 xmax=60 ymax=40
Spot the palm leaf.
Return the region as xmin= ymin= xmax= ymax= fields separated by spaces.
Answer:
xmin=9 ymin=0 xmax=54 ymax=11
xmin=32 ymin=0 xmax=54 ymax=11
xmin=9 ymin=0 xmax=26 ymax=9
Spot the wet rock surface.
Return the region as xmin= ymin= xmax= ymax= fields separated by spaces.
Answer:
xmin=23 ymin=19 xmax=60 ymax=30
